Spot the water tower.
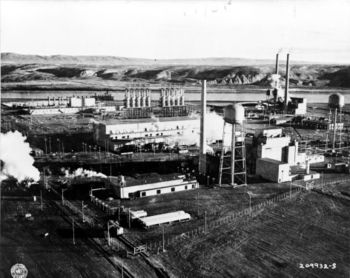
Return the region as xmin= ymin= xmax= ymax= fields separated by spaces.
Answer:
xmin=218 ymin=103 xmax=247 ymax=187
xmin=327 ymin=93 xmax=345 ymax=152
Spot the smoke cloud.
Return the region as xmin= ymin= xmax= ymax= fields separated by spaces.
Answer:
xmin=65 ymin=168 xmax=107 ymax=178
xmin=0 ymin=131 xmax=40 ymax=183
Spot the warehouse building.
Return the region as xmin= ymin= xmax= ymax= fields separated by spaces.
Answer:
xmin=110 ymin=173 xmax=199 ymax=199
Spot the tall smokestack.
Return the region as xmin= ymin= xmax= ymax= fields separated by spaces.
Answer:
xmin=275 ymin=53 xmax=279 ymax=74
xmin=199 ymin=80 xmax=207 ymax=175
xmin=284 ymin=53 xmax=290 ymax=111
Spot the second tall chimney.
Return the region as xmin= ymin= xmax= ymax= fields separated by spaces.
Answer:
xmin=275 ymin=53 xmax=279 ymax=74
xmin=284 ymin=53 xmax=290 ymax=110
xmin=199 ymin=80 xmax=207 ymax=176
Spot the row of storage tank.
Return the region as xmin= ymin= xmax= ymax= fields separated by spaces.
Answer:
xmin=160 ymin=88 xmax=185 ymax=107
xmin=124 ymin=89 xmax=152 ymax=108
xmin=124 ymin=88 xmax=185 ymax=108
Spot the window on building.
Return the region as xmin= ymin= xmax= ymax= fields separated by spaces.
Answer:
xmin=122 ymin=136 xmax=125 ymax=139
xmin=156 ymin=189 xmax=161 ymax=194
xmin=176 ymin=126 xmax=179 ymax=129
xmin=185 ymin=185 xmax=188 ymax=190
xmin=145 ymin=128 xmax=148 ymax=131
xmin=192 ymin=184 xmax=195 ymax=189
xmin=171 ymin=187 xmax=175 ymax=192
xmin=141 ymin=192 xmax=146 ymax=197
xmin=161 ymin=133 xmax=163 ymax=136
xmin=156 ymin=133 xmax=159 ymax=136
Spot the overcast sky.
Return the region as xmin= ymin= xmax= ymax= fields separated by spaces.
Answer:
xmin=1 ymin=0 xmax=350 ymax=63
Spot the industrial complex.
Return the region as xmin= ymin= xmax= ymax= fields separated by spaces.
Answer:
xmin=1 ymin=53 xmax=349 ymax=278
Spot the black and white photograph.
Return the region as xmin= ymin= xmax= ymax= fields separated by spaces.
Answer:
xmin=0 ymin=0 xmax=349 ymax=277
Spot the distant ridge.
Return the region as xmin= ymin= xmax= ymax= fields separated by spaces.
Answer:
xmin=1 ymin=52 xmax=313 ymax=66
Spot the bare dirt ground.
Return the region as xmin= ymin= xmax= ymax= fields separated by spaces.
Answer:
xmin=154 ymin=186 xmax=350 ymax=278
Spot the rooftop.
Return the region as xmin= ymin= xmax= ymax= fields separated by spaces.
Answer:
xmin=258 ymin=157 xmax=288 ymax=165
xmin=109 ymin=172 xmax=187 ymax=187
xmin=96 ymin=115 xmax=198 ymax=126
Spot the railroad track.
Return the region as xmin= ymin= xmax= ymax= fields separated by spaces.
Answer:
xmin=46 ymin=191 xmax=135 ymax=278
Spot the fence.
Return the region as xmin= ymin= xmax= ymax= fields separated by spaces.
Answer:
xmin=146 ymin=186 xmax=305 ymax=252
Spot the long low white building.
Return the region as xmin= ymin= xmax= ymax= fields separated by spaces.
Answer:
xmin=110 ymin=173 xmax=199 ymax=199
xmin=93 ymin=116 xmax=199 ymax=151
xmin=139 ymin=211 xmax=191 ymax=228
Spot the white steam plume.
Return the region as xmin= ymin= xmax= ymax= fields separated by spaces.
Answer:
xmin=165 ymin=112 xmax=235 ymax=153
xmin=0 ymin=131 xmax=40 ymax=183
xmin=65 ymin=168 xmax=107 ymax=178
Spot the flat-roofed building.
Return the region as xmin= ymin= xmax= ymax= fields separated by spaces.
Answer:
xmin=110 ymin=173 xmax=199 ymax=199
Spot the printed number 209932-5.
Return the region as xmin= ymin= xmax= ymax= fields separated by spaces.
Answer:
xmin=299 ymin=263 xmax=336 ymax=270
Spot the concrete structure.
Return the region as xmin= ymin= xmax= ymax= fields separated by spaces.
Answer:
xmin=256 ymin=158 xmax=291 ymax=183
xmin=110 ymin=174 xmax=199 ymax=199
xmin=82 ymin=97 xmax=96 ymax=107
xmin=70 ymin=97 xmax=83 ymax=107
xmin=138 ymin=211 xmax=191 ymax=229
xmin=250 ymin=128 xmax=323 ymax=183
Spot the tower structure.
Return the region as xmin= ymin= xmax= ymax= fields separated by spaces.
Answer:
xmin=327 ymin=93 xmax=345 ymax=152
xmin=218 ymin=104 xmax=247 ymax=187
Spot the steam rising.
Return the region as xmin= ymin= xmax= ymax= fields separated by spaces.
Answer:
xmin=0 ymin=131 xmax=40 ymax=183
xmin=65 ymin=168 xmax=107 ymax=178
xmin=165 ymin=112 xmax=232 ymax=153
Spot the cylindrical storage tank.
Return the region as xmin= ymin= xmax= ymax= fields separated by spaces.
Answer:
xmin=146 ymin=95 xmax=151 ymax=107
xmin=224 ymin=104 xmax=245 ymax=125
xmin=328 ymin=93 xmax=345 ymax=110
xmin=141 ymin=93 xmax=146 ymax=107
xmin=131 ymin=93 xmax=136 ymax=108
xmin=180 ymin=95 xmax=185 ymax=106
xmin=136 ymin=92 xmax=141 ymax=108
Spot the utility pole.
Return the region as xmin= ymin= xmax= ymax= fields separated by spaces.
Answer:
xmin=197 ymin=191 xmax=199 ymax=217
xmin=40 ymin=190 xmax=43 ymax=211
xmin=72 ymin=218 xmax=76 ymax=245
xmin=49 ymin=137 xmax=52 ymax=154
xmin=81 ymin=201 xmax=86 ymax=222
xmin=162 ymin=225 xmax=165 ymax=252
xmin=44 ymin=137 xmax=47 ymax=154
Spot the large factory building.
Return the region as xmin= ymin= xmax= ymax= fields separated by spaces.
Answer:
xmin=93 ymin=116 xmax=199 ymax=151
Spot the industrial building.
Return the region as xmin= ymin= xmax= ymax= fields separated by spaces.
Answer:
xmin=110 ymin=173 xmax=199 ymax=199
xmin=4 ymin=96 xmax=116 ymax=115
xmin=93 ymin=116 xmax=199 ymax=151
xmin=250 ymin=127 xmax=323 ymax=183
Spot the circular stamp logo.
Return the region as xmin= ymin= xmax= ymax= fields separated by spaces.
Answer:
xmin=10 ymin=263 xmax=28 ymax=278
